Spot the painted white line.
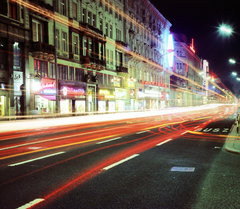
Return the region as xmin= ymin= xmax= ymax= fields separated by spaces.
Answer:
xmin=8 ymin=151 xmax=65 ymax=167
xmin=171 ymin=167 xmax=195 ymax=172
xmin=96 ymin=137 xmax=121 ymax=144
xmin=180 ymin=131 xmax=188 ymax=135
xmin=156 ymin=138 xmax=172 ymax=146
xmin=136 ymin=130 xmax=148 ymax=134
xmin=103 ymin=154 xmax=139 ymax=170
xmin=17 ymin=198 xmax=44 ymax=209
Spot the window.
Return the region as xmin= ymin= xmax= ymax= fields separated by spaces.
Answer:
xmin=128 ymin=0 xmax=132 ymax=7
xmin=49 ymin=63 xmax=56 ymax=79
xmin=87 ymin=11 xmax=91 ymax=24
xmin=100 ymin=19 xmax=103 ymax=31
xmin=32 ymin=20 xmax=42 ymax=42
xmin=109 ymin=3 xmax=112 ymax=14
xmin=73 ymin=35 xmax=78 ymax=54
xmin=69 ymin=67 xmax=74 ymax=81
xmin=88 ymin=38 xmax=92 ymax=57
xmin=83 ymin=36 xmax=87 ymax=56
xmin=116 ymin=28 xmax=121 ymax=41
xmin=93 ymin=14 xmax=96 ymax=27
xmin=110 ymin=25 xmax=112 ymax=38
xmin=75 ymin=68 xmax=84 ymax=82
xmin=105 ymin=0 xmax=108 ymax=11
xmin=82 ymin=8 xmax=86 ymax=23
xmin=110 ymin=50 xmax=113 ymax=65
xmin=119 ymin=9 xmax=122 ymax=21
xmin=115 ymin=6 xmax=118 ymax=18
xmin=58 ymin=65 xmax=68 ymax=80
xmin=34 ymin=60 xmax=48 ymax=78
xmin=62 ymin=32 xmax=67 ymax=51
xmin=105 ymin=22 xmax=108 ymax=36
xmin=73 ymin=2 xmax=77 ymax=20
xmin=56 ymin=29 xmax=60 ymax=50
xmin=13 ymin=42 xmax=20 ymax=70
xmin=106 ymin=49 xmax=109 ymax=64
xmin=9 ymin=2 xmax=17 ymax=20
xmin=61 ymin=0 xmax=66 ymax=16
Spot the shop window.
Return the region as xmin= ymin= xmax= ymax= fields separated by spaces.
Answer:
xmin=75 ymin=68 xmax=84 ymax=82
xmin=73 ymin=2 xmax=77 ymax=20
xmin=69 ymin=67 xmax=74 ymax=81
xmin=9 ymin=2 xmax=17 ymax=20
xmin=0 ymin=41 xmax=6 ymax=69
xmin=34 ymin=59 xmax=48 ymax=78
xmin=32 ymin=19 xmax=42 ymax=42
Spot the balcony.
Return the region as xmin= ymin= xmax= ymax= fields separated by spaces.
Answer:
xmin=116 ymin=41 xmax=129 ymax=49
xmin=30 ymin=42 xmax=55 ymax=61
xmin=116 ymin=66 xmax=128 ymax=77
xmin=29 ymin=0 xmax=53 ymax=12
xmin=82 ymin=56 xmax=106 ymax=71
xmin=79 ymin=23 xmax=103 ymax=36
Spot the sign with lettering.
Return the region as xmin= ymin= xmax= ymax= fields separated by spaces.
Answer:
xmin=61 ymin=85 xmax=85 ymax=99
xmin=38 ymin=78 xmax=56 ymax=95
xmin=115 ymin=88 xmax=126 ymax=99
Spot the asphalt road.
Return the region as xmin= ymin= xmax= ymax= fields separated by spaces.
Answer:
xmin=1 ymin=105 xmax=240 ymax=209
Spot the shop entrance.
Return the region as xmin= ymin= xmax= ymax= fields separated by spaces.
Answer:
xmin=87 ymin=85 xmax=96 ymax=112
xmin=0 ymin=96 xmax=6 ymax=116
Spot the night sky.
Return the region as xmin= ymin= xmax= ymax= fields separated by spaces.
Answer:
xmin=150 ymin=0 xmax=240 ymax=95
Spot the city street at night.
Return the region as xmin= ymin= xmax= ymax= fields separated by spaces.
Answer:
xmin=1 ymin=104 xmax=240 ymax=208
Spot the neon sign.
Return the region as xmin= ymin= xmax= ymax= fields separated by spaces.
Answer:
xmin=190 ymin=39 xmax=195 ymax=53
xmin=167 ymin=34 xmax=174 ymax=68
xmin=61 ymin=86 xmax=85 ymax=98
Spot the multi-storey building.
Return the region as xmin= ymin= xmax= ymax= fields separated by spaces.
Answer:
xmin=170 ymin=33 xmax=204 ymax=107
xmin=0 ymin=0 xmax=174 ymax=117
xmin=124 ymin=0 xmax=172 ymax=110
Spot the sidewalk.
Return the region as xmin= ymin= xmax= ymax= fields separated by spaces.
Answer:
xmin=224 ymin=122 xmax=240 ymax=154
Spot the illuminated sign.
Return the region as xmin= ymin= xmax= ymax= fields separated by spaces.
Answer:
xmin=115 ymin=88 xmax=126 ymax=99
xmin=34 ymin=78 xmax=56 ymax=94
xmin=190 ymin=39 xmax=195 ymax=53
xmin=167 ymin=34 xmax=174 ymax=68
xmin=61 ymin=86 xmax=85 ymax=98
xmin=111 ymin=77 xmax=121 ymax=87
xmin=99 ymin=89 xmax=115 ymax=99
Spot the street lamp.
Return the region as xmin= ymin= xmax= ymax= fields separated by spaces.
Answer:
xmin=232 ymin=72 xmax=237 ymax=76
xmin=220 ymin=25 xmax=232 ymax=34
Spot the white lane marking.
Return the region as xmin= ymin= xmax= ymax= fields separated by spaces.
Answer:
xmin=8 ymin=151 xmax=65 ymax=167
xmin=96 ymin=137 xmax=121 ymax=144
xmin=103 ymin=154 xmax=139 ymax=170
xmin=136 ymin=130 xmax=148 ymax=134
xmin=156 ymin=138 xmax=172 ymax=146
xmin=171 ymin=167 xmax=195 ymax=172
xmin=180 ymin=131 xmax=187 ymax=135
xmin=17 ymin=198 xmax=44 ymax=209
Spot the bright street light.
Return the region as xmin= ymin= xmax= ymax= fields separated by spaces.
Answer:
xmin=229 ymin=59 xmax=236 ymax=64
xmin=232 ymin=72 xmax=237 ymax=76
xmin=220 ymin=25 xmax=233 ymax=34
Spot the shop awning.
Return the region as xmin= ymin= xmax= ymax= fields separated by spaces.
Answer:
xmin=39 ymin=95 xmax=56 ymax=101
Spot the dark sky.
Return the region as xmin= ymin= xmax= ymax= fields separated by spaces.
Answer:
xmin=150 ymin=0 xmax=240 ymax=94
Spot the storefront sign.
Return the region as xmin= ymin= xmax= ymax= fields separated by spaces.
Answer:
xmin=115 ymin=88 xmax=126 ymax=99
xmin=38 ymin=78 xmax=56 ymax=94
xmin=0 ymin=70 xmax=8 ymax=83
xmin=130 ymin=89 xmax=135 ymax=96
xmin=13 ymin=71 xmax=23 ymax=93
xmin=61 ymin=86 xmax=85 ymax=98
xmin=99 ymin=89 xmax=115 ymax=99
xmin=145 ymin=89 xmax=159 ymax=98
